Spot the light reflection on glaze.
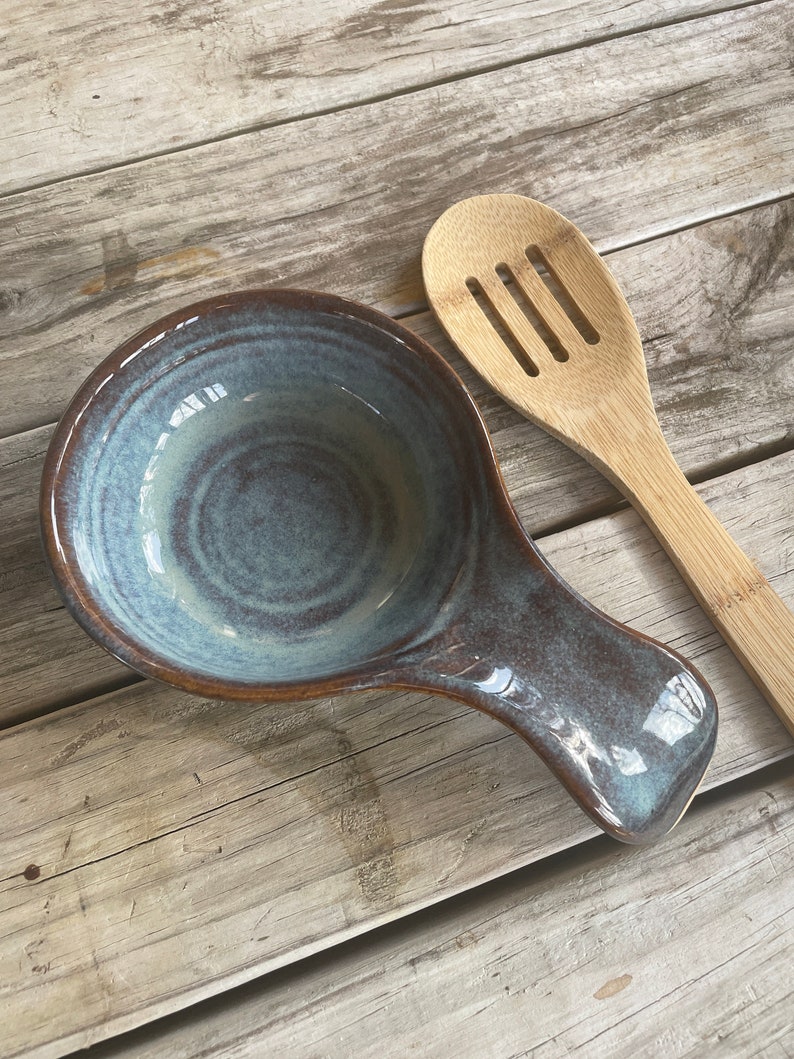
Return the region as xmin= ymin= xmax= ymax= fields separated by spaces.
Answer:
xmin=643 ymin=671 xmax=706 ymax=745
xmin=611 ymin=746 xmax=647 ymax=776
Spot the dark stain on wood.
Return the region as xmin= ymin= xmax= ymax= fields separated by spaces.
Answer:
xmin=333 ymin=730 xmax=398 ymax=908
xmin=728 ymin=200 xmax=792 ymax=324
xmin=248 ymin=38 xmax=303 ymax=80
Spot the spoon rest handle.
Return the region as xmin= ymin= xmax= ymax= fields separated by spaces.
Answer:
xmin=402 ymin=524 xmax=718 ymax=844
xmin=606 ymin=431 xmax=794 ymax=738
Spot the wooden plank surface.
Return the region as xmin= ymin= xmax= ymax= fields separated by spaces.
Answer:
xmin=87 ymin=761 xmax=793 ymax=1059
xmin=1 ymin=2 xmax=791 ymax=437
xmin=0 ymin=0 xmax=758 ymax=195
xmin=1 ymin=453 xmax=791 ymax=1058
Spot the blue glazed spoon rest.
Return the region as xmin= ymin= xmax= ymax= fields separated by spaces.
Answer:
xmin=40 ymin=289 xmax=717 ymax=844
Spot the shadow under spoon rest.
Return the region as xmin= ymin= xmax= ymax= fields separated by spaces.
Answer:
xmin=423 ymin=194 xmax=794 ymax=737
xmin=40 ymin=289 xmax=718 ymax=844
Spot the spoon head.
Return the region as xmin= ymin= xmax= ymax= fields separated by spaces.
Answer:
xmin=422 ymin=194 xmax=654 ymax=456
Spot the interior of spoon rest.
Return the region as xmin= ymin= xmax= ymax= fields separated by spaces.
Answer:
xmin=45 ymin=292 xmax=497 ymax=688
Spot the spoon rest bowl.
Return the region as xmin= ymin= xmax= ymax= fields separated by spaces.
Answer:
xmin=41 ymin=289 xmax=717 ymax=843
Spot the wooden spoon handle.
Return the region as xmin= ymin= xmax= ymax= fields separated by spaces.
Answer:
xmin=610 ymin=435 xmax=794 ymax=736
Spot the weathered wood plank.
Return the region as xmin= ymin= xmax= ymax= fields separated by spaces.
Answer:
xmin=0 ymin=0 xmax=758 ymax=196
xmin=0 ymin=454 xmax=791 ymax=1059
xmin=2 ymin=200 xmax=791 ymax=724
xmin=1 ymin=2 xmax=791 ymax=436
xmin=90 ymin=762 xmax=793 ymax=1059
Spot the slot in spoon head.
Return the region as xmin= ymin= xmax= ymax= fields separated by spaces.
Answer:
xmin=422 ymin=193 xmax=659 ymax=469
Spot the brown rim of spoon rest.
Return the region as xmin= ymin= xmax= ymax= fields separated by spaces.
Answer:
xmin=422 ymin=194 xmax=794 ymax=737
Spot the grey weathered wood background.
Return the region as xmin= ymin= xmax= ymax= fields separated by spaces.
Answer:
xmin=1 ymin=1 xmax=792 ymax=1056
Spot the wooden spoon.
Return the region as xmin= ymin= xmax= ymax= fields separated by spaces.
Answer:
xmin=423 ymin=193 xmax=794 ymax=736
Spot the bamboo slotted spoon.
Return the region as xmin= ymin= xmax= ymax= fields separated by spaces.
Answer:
xmin=422 ymin=193 xmax=794 ymax=736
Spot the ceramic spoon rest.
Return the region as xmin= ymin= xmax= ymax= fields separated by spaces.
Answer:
xmin=41 ymin=289 xmax=717 ymax=843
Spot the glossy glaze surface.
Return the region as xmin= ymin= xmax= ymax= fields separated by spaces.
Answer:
xmin=41 ymin=290 xmax=717 ymax=842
